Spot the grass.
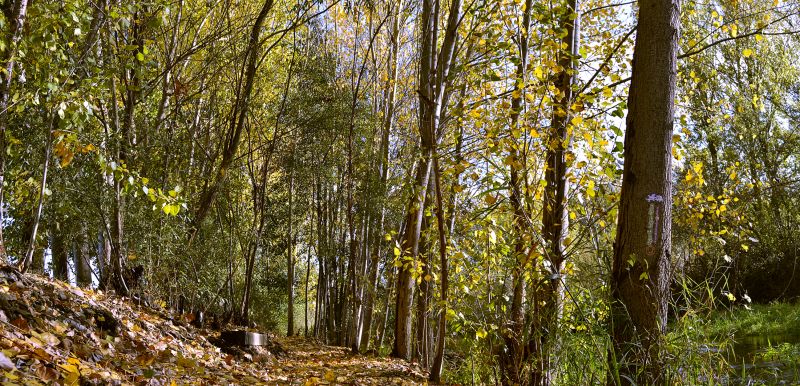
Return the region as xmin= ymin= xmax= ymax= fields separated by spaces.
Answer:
xmin=704 ymin=302 xmax=800 ymax=337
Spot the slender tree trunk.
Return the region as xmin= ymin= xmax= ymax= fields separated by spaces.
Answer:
xmin=305 ymin=243 xmax=311 ymax=337
xmin=306 ymin=199 xmax=313 ymax=337
xmin=394 ymin=0 xmax=461 ymax=360
xmin=190 ymin=0 xmax=275 ymax=243
xmin=20 ymin=117 xmax=54 ymax=273
xmin=0 ymin=0 xmax=30 ymax=264
xmin=608 ymin=0 xmax=680 ymax=384
xmin=378 ymin=265 xmax=397 ymax=350
xmin=415 ymin=192 xmax=433 ymax=366
xmin=99 ymin=230 xmax=112 ymax=290
xmin=429 ymin=154 xmax=450 ymax=382
xmin=535 ymin=1 xmax=579 ymax=384
xmin=500 ymin=1 xmax=533 ymax=384
xmin=287 ymin=168 xmax=295 ymax=336
xmin=393 ymin=154 xmax=432 ymax=359
xmin=362 ymin=3 xmax=401 ymax=352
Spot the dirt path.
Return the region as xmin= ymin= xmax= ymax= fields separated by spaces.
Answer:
xmin=266 ymin=337 xmax=428 ymax=385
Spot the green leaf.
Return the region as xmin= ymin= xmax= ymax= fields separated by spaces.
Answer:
xmin=162 ymin=204 xmax=180 ymax=216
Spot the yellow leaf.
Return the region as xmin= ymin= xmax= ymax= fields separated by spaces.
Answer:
xmin=305 ymin=378 xmax=321 ymax=386
xmin=324 ymin=371 xmax=336 ymax=382
xmin=582 ymin=132 xmax=592 ymax=145
xmin=58 ymin=363 xmax=79 ymax=374
xmin=476 ymin=328 xmax=488 ymax=339
xmin=742 ymin=48 xmax=753 ymax=58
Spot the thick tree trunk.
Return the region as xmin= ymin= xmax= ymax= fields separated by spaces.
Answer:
xmin=75 ymin=224 xmax=93 ymax=287
xmin=51 ymin=226 xmax=69 ymax=281
xmin=608 ymin=0 xmax=680 ymax=384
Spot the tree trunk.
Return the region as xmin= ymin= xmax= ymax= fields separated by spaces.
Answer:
xmin=305 ymin=240 xmax=311 ymax=337
xmin=287 ymin=169 xmax=295 ymax=336
xmin=20 ymin=117 xmax=54 ymax=273
xmin=429 ymin=154 xmax=450 ymax=382
xmin=393 ymin=154 xmax=432 ymax=359
xmin=51 ymin=225 xmax=69 ymax=281
xmin=608 ymin=0 xmax=680 ymax=384
xmin=190 ymin=0 xmax=275 ymax=243
xmin=415 ymin=192 xmax=433 ymax=366
xmin=535 ymin=1 xmax=579 ymax=384
xmin=500 ymin=1 xmax=532 ymax=383
xmin=99 ymin=230 xmax=112 ymax=290
xmin=0 ymin=0 xmax=30 ymax=264
xmin=394 ymin=0 xmax=461 ymax=360
xmin=75 ymin=224 xmax=93 ymax=287
xmin=362 ymin=2 xmax=401 ymax=352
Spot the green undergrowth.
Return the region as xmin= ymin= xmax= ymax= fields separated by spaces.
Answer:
xmin=704 ymin=302 xmax=800 ymax=337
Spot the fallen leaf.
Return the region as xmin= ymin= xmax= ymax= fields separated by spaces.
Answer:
xmin=0 ymin=352 xmax=14 ymax=370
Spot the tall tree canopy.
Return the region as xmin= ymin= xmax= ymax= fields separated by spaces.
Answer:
xmin=4 ymin=0 xmax=800 ymax=383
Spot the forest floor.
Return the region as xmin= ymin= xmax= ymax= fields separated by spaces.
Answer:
xmin=0 ymin=269 xmax=427 ymax=385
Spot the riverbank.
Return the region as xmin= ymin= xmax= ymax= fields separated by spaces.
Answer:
xmin=702 ymin=302 xmax=800 ymax=384
xmin=705 ymin=302 xmax=800 ymax=337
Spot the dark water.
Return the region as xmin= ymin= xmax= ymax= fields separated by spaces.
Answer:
xmin=725 ymin=334 xmax=800 ymax=385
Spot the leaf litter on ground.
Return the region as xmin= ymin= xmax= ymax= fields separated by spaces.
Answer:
xmin=0 ymin=268 xmax=427 ymax=385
